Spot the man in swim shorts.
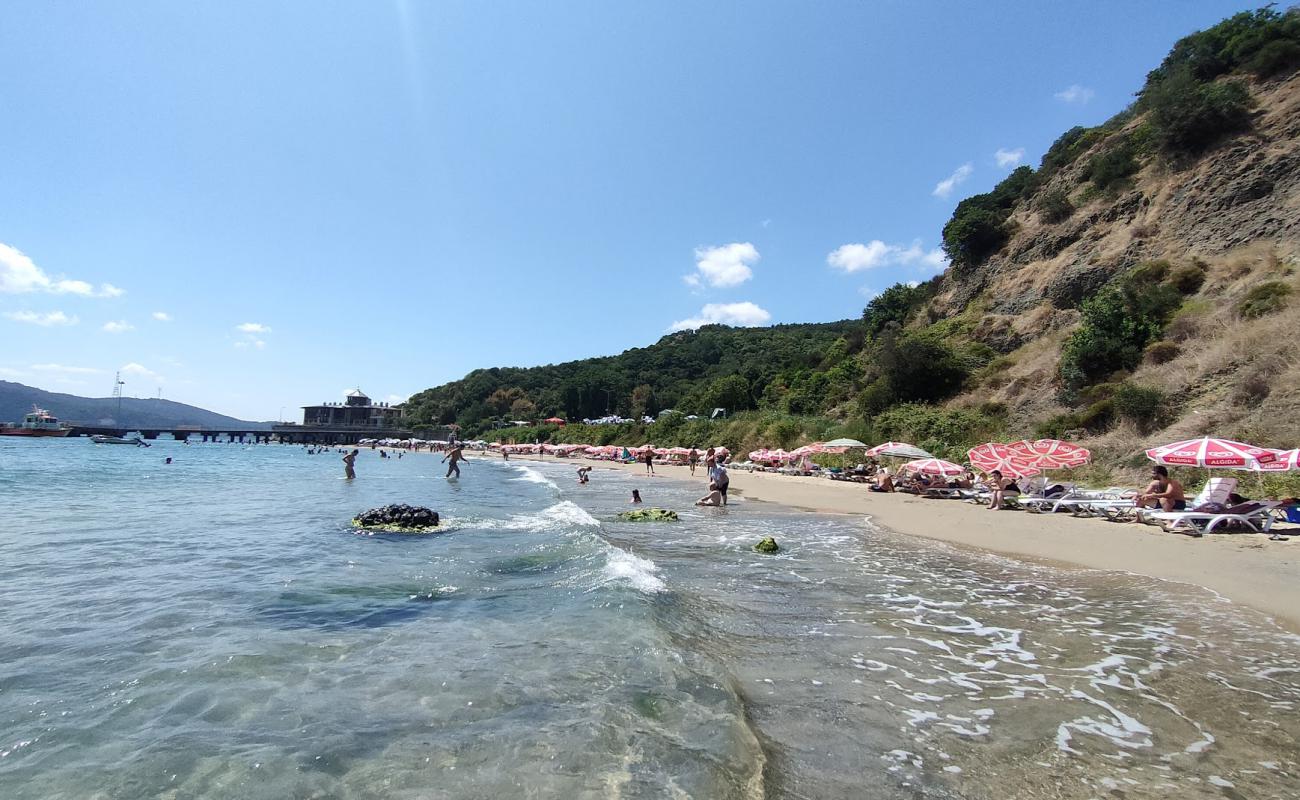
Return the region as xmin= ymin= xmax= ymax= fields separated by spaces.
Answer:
xmin=442 ymin=444 xmax=468 ymax=478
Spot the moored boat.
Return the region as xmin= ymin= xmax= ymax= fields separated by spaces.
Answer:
xmin=0 ymin=406 xmax=72 ymax=437
xmin=90 ymin=434 xmax=149 ymax=446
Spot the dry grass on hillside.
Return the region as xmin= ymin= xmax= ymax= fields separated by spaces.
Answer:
xmin=953 ymin=244 xmax=1299 ymax=477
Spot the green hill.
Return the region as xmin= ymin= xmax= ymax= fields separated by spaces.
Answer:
xmin=0 ymin=381 xmax=272 ymax=430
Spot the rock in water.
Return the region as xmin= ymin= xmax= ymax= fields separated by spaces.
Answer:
xmin=353 ymin=504 xmax=441 ymax=533
xmin=617 ymin=508 xmax=680 ymax=522
xmin=754 ymin=536 xmax=779 ymax=553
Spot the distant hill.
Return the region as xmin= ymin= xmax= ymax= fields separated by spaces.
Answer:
xmin=0 ymin=381 xmax=273 ymax=430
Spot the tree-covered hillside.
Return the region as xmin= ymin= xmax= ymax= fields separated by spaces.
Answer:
xmin=403 ymin=321 xmax=864 ymax=431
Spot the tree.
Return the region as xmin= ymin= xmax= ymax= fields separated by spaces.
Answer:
xmin=486 ymin=387 xmax=526 ymax=415
xmin=703 ymin=374 xmax=752 ymax=415
xmin=509 ymin=397 xmax=537 ymax=420
xmin=630 ymin=384 xmax=656 ymax=419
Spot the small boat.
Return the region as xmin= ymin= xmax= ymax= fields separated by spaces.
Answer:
xmin=91 ymin=434 xmax=149 ymax=447
xmin=0 ymin=406 xmax=72 ymax=437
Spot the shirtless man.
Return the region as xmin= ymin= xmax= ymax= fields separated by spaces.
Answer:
xmin=442 ymin=444 xmax=469 ymax=478
xmin=1139 ymin=465 xmax=1187 ymax=511
xmin=342 ymin=449 xmax=358 ymax=480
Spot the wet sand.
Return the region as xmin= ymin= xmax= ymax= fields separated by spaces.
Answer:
xmin=507 ymin=453 xmax=1300 ymax=632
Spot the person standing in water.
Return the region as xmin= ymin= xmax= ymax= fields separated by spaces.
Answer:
xmin=442 ymin=444 xmax=469 ymax=478
xmin=643 ymin=448 xmax=655 ymax=475
xmin=688 ymin=448 xmax=699 ymax=476
xmin=342 ymin=449 xmax=358 ymax=480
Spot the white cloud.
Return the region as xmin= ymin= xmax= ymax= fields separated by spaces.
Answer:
xmin=761 ymin=218 xmax=772 ymax=228
xmin=0 ymin=244 xmax=53 ymax=293
xmin=684 ymin=242 xmax=758 ymax=289
xmin=4 ymin=310 xmax=78 ymax=326
xmin=0 ymin=243 xmax=124 ymax=297
xmin=994 ymin=147 xmax=1025 ymax=168
xmin=828 ymin=241 xmax=894 ymax=272
xmin=233 ymin=339 xmax=266 ymax=350
xmin=669 ymin=301 xmax=771 ymax=332
xmin=102 ymin=320 xmax=134 ymax=334
xmin=827 ymin=240 xmax=948 ymax=273
xmin=1055 ymin=84 xmax=1095 ymax=104
xmin=932 ymin=163 xmax=974 ymax=198
xmin=385 ymin=393 xmax=408 ymax=405
xmin=236 ymin=322 xmax=271 ymax=333
xmin=152 ymin=311 xmax=172 ymax=322
xmin=31 ymin=363 xmax=103 ymax=375
xmin=121 ymin=362 xmax=164 ymax=384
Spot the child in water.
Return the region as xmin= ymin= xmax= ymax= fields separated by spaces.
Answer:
xmin=631 ymin=489 xmax=642 ymax=503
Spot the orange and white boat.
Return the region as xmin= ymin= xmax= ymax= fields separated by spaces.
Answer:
xmin=0 ymin=406 xmax=72 ymax=437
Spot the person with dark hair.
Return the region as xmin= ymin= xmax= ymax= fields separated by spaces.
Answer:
xmin=643 ymin=449 xmax=655 ymax=475
xmin=631 ymin=489 xmax=643 ymax=504
xmin=986 ymin=470 xmax=1021 ymax=510
xmin=442 ymin=444 xmax=468 ymax=478
xmin=342 ymin=449 xmax=358 ymax=480
xmin=1138 ymin=465 xmax=1186 ymax=511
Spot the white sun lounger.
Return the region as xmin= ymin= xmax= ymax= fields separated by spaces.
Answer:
xmin=1148 ymin=501 xmax=1280 ymax=536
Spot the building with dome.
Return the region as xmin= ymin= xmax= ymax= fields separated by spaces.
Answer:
xmin=271 ymin=389 xmax=412 ymax=444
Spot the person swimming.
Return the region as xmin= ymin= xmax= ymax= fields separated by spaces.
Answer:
xmin=631 ymin=489 xmax=642 ymax=504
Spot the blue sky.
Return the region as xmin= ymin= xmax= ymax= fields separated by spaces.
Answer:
xmin=0 ymin=1 xmax=1259 ymax=420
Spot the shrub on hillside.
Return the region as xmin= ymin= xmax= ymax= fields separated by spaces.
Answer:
xmin=1037 ymin=188 xmax=1074 ymax=223
xmin=1112 ymin=384 xmax=1168 ymax=433
xmin=1034 ymin=400 xmax=1115 ymax=439
xmin=1040 ymin=126 xmax=1103 ymax=175
xmin=1144 ymin=340 xmax=1181 ymax=364
xmin=940 ymin=167 xmax=1039 ymax=271
xmin=867 ymin=403 xmax=1006 ymax=460
xmin=862 ymin=281 xmax=936 ymax=335
xmin=1087 ymin=140 xmax=1140 ymax=190
xmin=1237 ymin=281 xmax=1293 ymax=318
xmin=1167 ymin=264 xmax=1207 ymax=294
xmin=1245 ymin=38 xmax=1300 ymax=77
xmin=1144 ymin=69 xmax=1254 ymax=154
xmin=1058 ymin=268 xmax=1183 ymax=395
xmin=874 ymin=331 xmax=969 ymax=406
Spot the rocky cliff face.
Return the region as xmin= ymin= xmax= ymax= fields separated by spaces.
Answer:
xmin=931 ymin=71 xmax=1300 ymax=451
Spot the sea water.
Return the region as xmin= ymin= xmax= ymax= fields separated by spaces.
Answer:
xmin=2 ymin=438 xmax=1298 ymax=799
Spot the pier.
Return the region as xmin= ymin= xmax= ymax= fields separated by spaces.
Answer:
xmin=67 ymin=426 xmax=275 ymax=443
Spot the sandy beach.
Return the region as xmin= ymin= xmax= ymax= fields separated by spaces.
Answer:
xmin=500 ymin=451 xmax=1300 ymax=632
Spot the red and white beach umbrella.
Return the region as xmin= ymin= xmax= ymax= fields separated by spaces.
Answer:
xmin=1256 ymin=448 xmax=1300 ymax=472
xmin=1007 ymin=439 xmax=1091 ymax=470
xmin=967 ymin=442 xmax=1041 ymax=478
xmin=901 ymin=458 xmax=965 ymax=476
xmin=1146 ymin=437 xmax=1277 ymax=470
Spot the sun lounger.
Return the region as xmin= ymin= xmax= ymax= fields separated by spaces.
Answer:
xmin=1148 ymin=501 xmax=1280 ymax=536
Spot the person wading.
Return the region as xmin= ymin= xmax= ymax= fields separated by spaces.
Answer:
xmin=442 ymin=444 xmax=469 ymax=478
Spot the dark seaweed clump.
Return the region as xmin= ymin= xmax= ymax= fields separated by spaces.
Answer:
xmin=355 ymin=504 xmax=440 ymax=529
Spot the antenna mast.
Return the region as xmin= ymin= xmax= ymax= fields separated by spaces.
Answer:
xmin=112 ymin=371 xmax=125 ymax=422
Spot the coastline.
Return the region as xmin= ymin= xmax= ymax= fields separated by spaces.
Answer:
xmin=497 ymin=452 xmax=1300 ymax=632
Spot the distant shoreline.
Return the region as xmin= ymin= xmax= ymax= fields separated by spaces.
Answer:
xmin=494 ymin=451 xmax=1300 ymax=633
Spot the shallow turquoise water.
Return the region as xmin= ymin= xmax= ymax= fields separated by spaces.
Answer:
xmin=2 ymin=438 xmax=1299 ymax=799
